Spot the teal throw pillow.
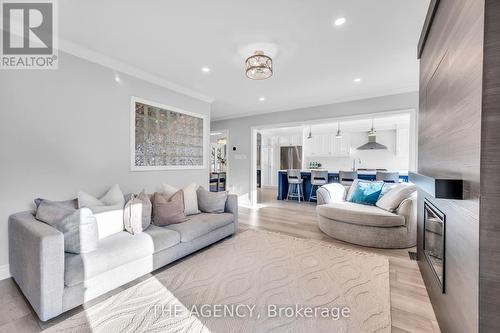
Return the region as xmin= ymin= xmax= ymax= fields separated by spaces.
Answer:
xmin=348 ymin=180 xmax=384 ymax=206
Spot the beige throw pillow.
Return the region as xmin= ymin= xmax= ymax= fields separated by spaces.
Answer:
xmin=162 ymin=183 xmax=200 ymax=215
xmin=376 ymin=183 xmax=416 ymax=212
xmin=152 ymin=190 xmax=188 ymax=226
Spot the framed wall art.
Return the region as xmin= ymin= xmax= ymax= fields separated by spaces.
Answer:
xmin=130 ymin=97 xmax=208 ymax=171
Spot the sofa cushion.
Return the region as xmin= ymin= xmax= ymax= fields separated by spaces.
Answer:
xmin=64 ymin=227 xmax=180 ymax=286
xmin=317 ymin=202 xmax=405 ymax=227
xmin=165 ymin=213 xmax=234 ymax=242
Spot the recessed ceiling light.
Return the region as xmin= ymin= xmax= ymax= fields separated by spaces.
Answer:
xmin=259 ymin=97 xmax=266 ymax=102
xmin=354 ymin=78 xmax=362 ymax=83
xmin=334 ymin=17 xmax=346 ymax=26
xmin=114 ymin=74 xmax=121 ymax=83
xmin=201 ymin=67 xmax=211 ymax=73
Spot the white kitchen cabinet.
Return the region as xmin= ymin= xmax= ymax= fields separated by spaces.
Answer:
xmin=305 ymin=133 xmax=350 ymax=157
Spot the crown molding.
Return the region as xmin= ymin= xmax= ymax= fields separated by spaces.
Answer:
xmin=58 ymin=39 xmax=215 ymax=104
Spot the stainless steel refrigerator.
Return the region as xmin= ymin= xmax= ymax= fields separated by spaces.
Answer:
xmin=280 ymin=146 xmax=302 ymax=170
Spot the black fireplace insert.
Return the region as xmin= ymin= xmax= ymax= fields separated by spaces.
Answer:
xmin=423 ymin=199 xmax=446 ymax=293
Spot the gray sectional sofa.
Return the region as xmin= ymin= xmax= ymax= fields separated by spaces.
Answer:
xmin=8 ymin=194 xmax=238 ymax=321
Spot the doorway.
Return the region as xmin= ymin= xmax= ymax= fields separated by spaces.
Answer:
xmin=210 ymin=130 xmax=228 ymax=192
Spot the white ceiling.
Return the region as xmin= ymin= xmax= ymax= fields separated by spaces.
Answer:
xmin=59 ymin=0 xmax=429 ymax=120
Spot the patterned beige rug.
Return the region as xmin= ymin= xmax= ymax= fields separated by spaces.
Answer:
xmin=44 ymin=230 xmax=390 ymax=333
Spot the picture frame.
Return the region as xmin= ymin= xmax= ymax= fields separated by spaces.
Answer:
xmin=130 ymin=96 xmax=208 ymax=171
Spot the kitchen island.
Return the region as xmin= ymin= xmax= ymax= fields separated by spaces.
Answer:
xmin=277 ymin=170 xmax=409 ymax=201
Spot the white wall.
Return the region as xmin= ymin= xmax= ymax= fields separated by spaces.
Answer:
xmin=211 ymin=92 xmax=418 ymax=203
xmin=0 ymin=52 xmax=211 ymax=269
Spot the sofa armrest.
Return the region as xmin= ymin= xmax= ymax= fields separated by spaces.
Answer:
xmin=9 ymin=211 xmax=64 ymax=321
xmin=316 ymin=183 xmax=347 ymax=205
xmin=225 ymin=194 xmax=238 ymax=230
xmin=395 ymin=195 xmax=417 ymax=243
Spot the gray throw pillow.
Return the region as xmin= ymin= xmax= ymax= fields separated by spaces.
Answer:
xmin=35 ymin=199 xmax=98 ymax=254
xmin=152 ymin=191 xmax=188 ymax=226
xmin=124 ymin=191 xmax=152 ymax=234
xmin=197 ymin=186 xmax=227 ymax=213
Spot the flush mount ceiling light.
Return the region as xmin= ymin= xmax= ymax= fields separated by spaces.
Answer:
xmin=245 ymin=51 xmax=273 ymax=80
xmin=334 ymin=17 xmax=346 ymax=26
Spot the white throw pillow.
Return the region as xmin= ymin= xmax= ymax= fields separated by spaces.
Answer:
xmin=376 ymin=183 xmax=416 ymax=212
xmin=78 ymin=184 xmax=125 ymax=239
xmin=345 ymin=179 xmax=360 ymax=201
xmin=162 ymin=183 xmax=200 ymax=215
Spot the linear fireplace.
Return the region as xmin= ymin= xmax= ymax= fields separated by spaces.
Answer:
xmin=423 ymin=199 xmax=445 ymax=293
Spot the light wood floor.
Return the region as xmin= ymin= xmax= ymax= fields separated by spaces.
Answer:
xmin=0 ymin=188 xmax=440 ymax=332
xmin=245 ymin=187 xmax=441 ymax=333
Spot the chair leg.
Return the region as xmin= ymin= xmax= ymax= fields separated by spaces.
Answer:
xmin=287 ymin=184 xmax=291 ymax=200
xmin=298 ymin=183 xmax=302 ymax=202
xmin=309 ymin=185 xmax=314 ymax=202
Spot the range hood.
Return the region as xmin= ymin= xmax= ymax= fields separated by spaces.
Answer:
xmin=357 ymin=135 xmax=388 ymax=150
xmin=356 ymin=121 xmax=387 ymax=150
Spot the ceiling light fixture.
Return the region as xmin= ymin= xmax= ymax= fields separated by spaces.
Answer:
xmin=259 ymin=97 xmax=266 ymax=102
xmin=354 ymin=77 xmax=362 ymax=83
xmin=334 ymin=17 xmax=346 ymax=26
xmin=335 ymin=122 xmax=343 ymax=139
xmin=245 ymin=51 xmax=273 ymax=80
xmin=201 ymin=67 xmax=211 ymax=73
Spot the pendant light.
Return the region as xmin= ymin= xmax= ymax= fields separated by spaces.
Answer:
xmin=307 ymin=126 xmax=312 ymax=139
xmin=335 ymin=122 xmax=342 ymax=139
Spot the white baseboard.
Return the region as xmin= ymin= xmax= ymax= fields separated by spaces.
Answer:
xmin=0 ymin=264 xmax=11 ymax=280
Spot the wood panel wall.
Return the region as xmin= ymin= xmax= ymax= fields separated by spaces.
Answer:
xmin=479 ymin=1 xmax=500 ymax=331
xmin=417 ymin=0 xmax=484 ymax=332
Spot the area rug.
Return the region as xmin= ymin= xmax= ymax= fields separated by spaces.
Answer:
xmin=44 ymin=230 xmax=390 ymax=333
